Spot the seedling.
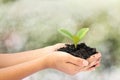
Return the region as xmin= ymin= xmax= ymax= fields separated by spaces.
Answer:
xmin=58 ymin=28 xmax=89 ymax=48
xmin=58 ymin=28 xmax=98 ymax=59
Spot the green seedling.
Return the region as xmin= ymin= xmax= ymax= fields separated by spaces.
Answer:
xmin=58 ymin=28 xmax=89 ymax=48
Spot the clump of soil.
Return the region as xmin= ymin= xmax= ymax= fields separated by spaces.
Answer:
xmin=58 ymin=43 xmax=97 ymax=59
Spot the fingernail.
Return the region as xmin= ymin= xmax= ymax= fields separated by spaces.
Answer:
xmin=83 ymin=60 xmax=88 ymax=66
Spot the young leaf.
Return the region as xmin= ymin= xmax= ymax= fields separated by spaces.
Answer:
xmin=58 ymin=28 xmax=89 ymax=48
xmin=76 ymin=28 xmax=89 ymax=41
xmin=58 ymin=29 xmax=73 ymax=40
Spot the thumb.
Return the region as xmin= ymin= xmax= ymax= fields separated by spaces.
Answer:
xmin=52 ymin=43 xmax=66 ymax=50
xmin=67 ymin=54 xmax=88 ymax=67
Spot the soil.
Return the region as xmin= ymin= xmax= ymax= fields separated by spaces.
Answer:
xmin=57 ymin=43 xmax=97 ymax=59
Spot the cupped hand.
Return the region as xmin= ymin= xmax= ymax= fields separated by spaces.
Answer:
xmin=45 ymin=51 xmax=89 ymax=75
xmin=81 ymin=53 xmax=102 ymax=71
xmin=41 ymin=43 xmax=101 ymax=74
xmin=40 ymin=43 xmax=66 ymax=54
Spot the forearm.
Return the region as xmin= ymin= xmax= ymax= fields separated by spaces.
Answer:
xmin=0 ymin=49 xmax=48 ymax=68
xmin=0 ymin=56 xmax=47 ymax=80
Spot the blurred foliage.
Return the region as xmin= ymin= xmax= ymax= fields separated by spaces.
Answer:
xmin=0 ymin=0 xmax=16 ymax=4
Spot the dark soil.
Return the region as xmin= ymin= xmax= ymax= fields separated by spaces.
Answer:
xmin=57 ymin=43 xmax=97 ymax=59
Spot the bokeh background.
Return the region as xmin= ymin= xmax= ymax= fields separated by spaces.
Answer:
xmin=0 ymin=0 xmax=120 ymax=80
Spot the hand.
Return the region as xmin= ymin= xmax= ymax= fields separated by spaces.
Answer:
xmin=41 ymin=43 xmax=101 ymax=74
xmin=40 ymin=43 xmax=66 ymax=54
xmin=44 ymin=51 xmax=89 ymax=75
xmin=81 ymin=53 xmax=101 ymax=71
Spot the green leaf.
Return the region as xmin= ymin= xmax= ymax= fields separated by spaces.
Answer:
xmin=58 ymin=28 xmax=89 ymax=48
xmin=76 ymin=28 xmax=89 ymax=41
xmin=58 ymin=29 xmax=73 ymax=40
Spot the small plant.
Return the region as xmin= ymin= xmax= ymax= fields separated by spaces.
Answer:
xmin=58 ymin=28 xmax=98 ymax=59
xmin=58 ymin=28 xmax=89 ymax=48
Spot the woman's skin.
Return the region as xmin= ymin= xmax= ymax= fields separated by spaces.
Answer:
xmin=0 ymin=43 xmax=101 ymax=80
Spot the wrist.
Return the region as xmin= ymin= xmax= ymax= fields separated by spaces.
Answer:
xmin=43 ymin=54 xmax=55 ymax=69
xmin=36 ymin=56 xmax=50 ymax=69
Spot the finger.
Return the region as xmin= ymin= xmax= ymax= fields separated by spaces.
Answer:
xmin=66 ymin=54 xmax=88 ymax=67
xmin=87 ymin=55 xmax=97 ymax=62
xmin=65 ymin=62 xmax=83 ymax=75
xmin=79 ymin=54 xmax=101 ymax=71
xmin=87 ymin=53 xmax=101 ymax=65
xmin=88 ymin=63 xmax=100 ymax=71
xmin=83 ymin=62 xmax=100 ymax=72
xmin=88 ymin=67 xmax=96 ymax=71
xmin=89 ymin=53 xmax=101 ymax=60
xmin=94 ymin=53 xmax=102 ymax=59
xmin=52 ymin=43 xmax=66 ymax=50
xmin=89 ymin=62 xmax=100 ymax=68
xmin=89 ymin=57 xmax=101 ymax=67
xmin=86 ymin=60 xmax=101 ymax=69
xmin=68 ymin=55 xmax=101 ymax=72
xmin=90 ymin=58 xmax=101 ymax=66
xmin=95 ymin=63 xmax=100 ymax=67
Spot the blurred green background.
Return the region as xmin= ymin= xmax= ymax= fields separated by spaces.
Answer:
xmin=0 ymin=0 xmax=120 ymax=80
